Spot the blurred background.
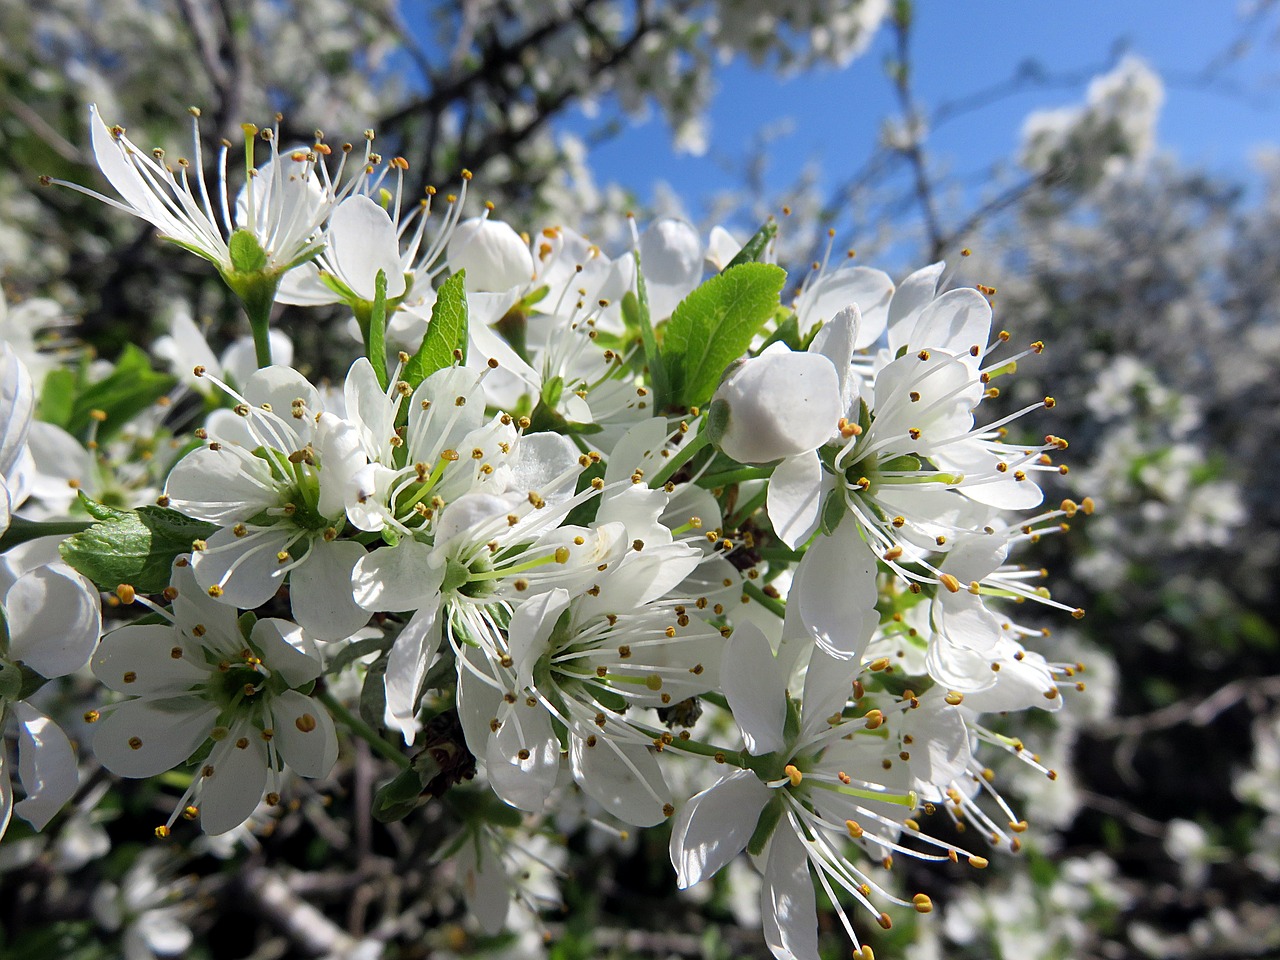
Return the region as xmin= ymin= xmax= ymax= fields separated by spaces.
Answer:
xmin=2 ymin=1 xmax=1279 ymax=958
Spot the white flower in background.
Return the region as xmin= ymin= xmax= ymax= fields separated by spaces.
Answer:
xmin=1020 ymin=55 xmax=1164 ymax=183
xmin=91 ymin=847 xmax=196 ymax=960
xmin=454 ymin=825 xmax=564 ymax=936
xmin=152 ymin=306 xmax=293 ymax=392
xmin=0 ymin=539 xmax=102 ymax=839
xmin=164 ymin=364 xmax=369 ymax=641
xmin=50 ymin=107 xmax=369 ymax=280
xmin=637 ymin=216 xmax=704 ymax=320
xmin=90 ymin=559 xmax=337 ymax=835
xmin=0 ymin=342 xmax=35 ymax=534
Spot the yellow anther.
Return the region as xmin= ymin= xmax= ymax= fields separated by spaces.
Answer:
xmin=784 ymin=764 xmax=803 ymax=787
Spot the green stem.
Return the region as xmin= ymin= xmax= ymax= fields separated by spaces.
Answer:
xmin=698 ymin=466 xmax=773 ymax=488
xmin=318 ymin=690 xmax=410 ymax=769
xmin=743 ymin=580 xmax=786 ymax=618
xmin=234 ymin=276 xmax=279 ymax=369
xmin=649 ymin=424 xmax=710 ymax=488
xmin=726 ymin=485 xmax=769 ymax=530
xmin=0 ymin=517 xmax=94 ymax=551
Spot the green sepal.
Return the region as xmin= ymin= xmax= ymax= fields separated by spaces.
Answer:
xmin=746 ymin=793 xmax=785 ymax=857
xmin=879 ymin=455 xmax=922 ymax=473
xmin=819 ymin=489 xmax=845 ymax=536
xmin=228 ymin=229 xmax=269 ymax=274
xmin=758 ymin=312 xmax=802 ymax=353
xmin=372 ymin=764 xmax=432 ymax=823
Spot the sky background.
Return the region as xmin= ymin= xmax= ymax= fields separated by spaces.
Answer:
xmin=557 ymin=1 xmax=1280 ymax=214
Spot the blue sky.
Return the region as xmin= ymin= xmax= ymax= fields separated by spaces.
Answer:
xmin=560 ymin=2 xmax=1278 ymax=215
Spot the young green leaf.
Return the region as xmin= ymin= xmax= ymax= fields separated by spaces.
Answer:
xmin=722 ymin=219 xmax=778 ymax=271
xmin=402 ymin=270 xmax=469 ymax=389
xmin=623 ymin=251 xmax=669 ymax=408
xmin=661 ymin=262 xmax=786 ymax=410
xmin=66 ymin=345 xmax=176 ymax=443
xmin=58 ymin=502 xmax=218 ymax=593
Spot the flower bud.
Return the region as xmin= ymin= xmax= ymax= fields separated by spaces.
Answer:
xmin=710 ymin=345 xmax=841 ymax=464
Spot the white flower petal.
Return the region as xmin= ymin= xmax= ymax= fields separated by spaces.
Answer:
xmin=164 ymin=446 xmax=279 ymax=524
xmin=383 ymin=606 xmax=442 ymax=743
xmin=12 ymin=702 xmax=79 ymax=831
xmin=93 ymin=698 xmax=217 ymax=778
xmin=0 ymin=343 xmax=34 ymax=480
xmin=639 ymin=218 xmax=703 ymax=320
xmin=242 ymin=365 xmax=321 ymax=443
xmin=0 ymin=751 xmax=12 ymax=841
xmin=328 ymin=195 xmax=407 ymax=300
xmin=799 ymin=649 xmax=859 ymax=739
xmin=275 ymin=260 xmax=338 ymax=306
xmin=270 ymin=691 xmax=338 ymax=778
xmin=456 ymin=837 xmax=511 ymax=936
xmin=170 ymin=559 xmax=240 ymax=646
xmin=352 ymin=538 xmax=443 ymax=612
xmin=190 ymin=526 xmax=291 ymax=610
xmin=721 ymin=621 xmax=786 ymax=756
xmin=766 ymin=453 xmax=827 ymax=550
xmin=92 ymin=623 xmax=208 ymax=694
xmin=5 ymin=562 xmax=101 ymax=678
xmin=886 ymin=261 xmax=945 ymax=354
xmin=447 ymin=218 xmax=534 ymax=292
xmin=487 ymin=698 xmax=559 ymax=813
xmin=570 ymin=734 xmax=670 ymax=827
xmin=796 ymin=264 xmax=894 ymax=349
xmin=906 ymin=287 xmax=992 ymax=360
xmin=507 ymin=588 xmax=571 ymax=690
xmin=669 ymin=768 xmax=771 ymax=888
xmin=792 ymin=524 xmax=877 ymax=661
xmin=250 ymin=618 xmax=322 ymax=687
xmin=289 ymin=540 xmax=369 ymax=641
xmin=199 ymin=733 xmax=268 ymax=835
xmin=760 ymin=826 xmax=820 ymax=960
xmin=714 ymin=348 xmax=841 ymax=464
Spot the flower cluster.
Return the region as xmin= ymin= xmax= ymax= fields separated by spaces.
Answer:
xmin=0 ymin=105 xmax=1097 ymax=960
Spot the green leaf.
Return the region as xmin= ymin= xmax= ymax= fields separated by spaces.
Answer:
xmin=58 ymin=501 xmax=218 ymax=593
xmin=722 ymin=219 xmax=778 ymax=271
xmin=78 ymin=491 xmax=127 ymax=522
xmin=758 ymin=312 xmax=801 ymax=353
xmin=661 ymin=262 xmax=786 ymax=410
xmin=366 ymin=268 xmax=390 ymax=390
xmin=372 ymin=765 xmax=431 ymax=822
xmin=359 ymin=651 xmax=389 ymax=729
xmin=228 ymin=228 xmax=268 ymax=274
xmin=403 ymin=270 xmax=469 ymax=389
xmin=37 ymin=368 xmax=76 ymax=428
xmin=623 ymin=252 xmax=669 ymax=408
xmin=327 ymin=633 xmax=394 ymax=677
xmin=66 ymin=345 xmax=176 ymax=443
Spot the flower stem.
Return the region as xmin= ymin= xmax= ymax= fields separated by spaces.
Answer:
xmin=318 ymin=690 xmax=410 ymax=769
xmin=649 ymin=423 xmax=709 ymax=488
xmin=743 ymin=580 xmax=786 ymax=618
